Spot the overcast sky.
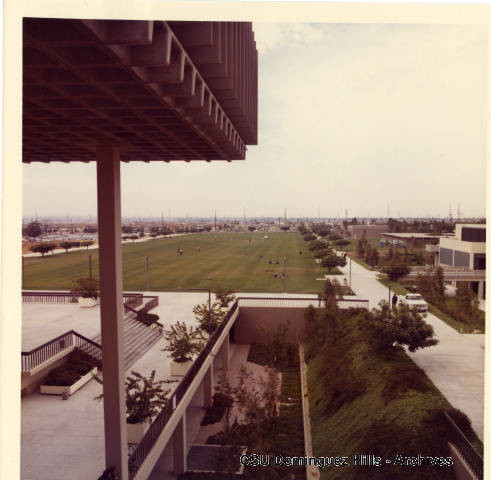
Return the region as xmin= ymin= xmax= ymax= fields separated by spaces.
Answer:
xmin=22 ymin=23 xmax=487 ymax=220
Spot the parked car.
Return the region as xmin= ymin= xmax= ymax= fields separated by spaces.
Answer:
xmin=400 ymin=293 xmax=428 ymax=312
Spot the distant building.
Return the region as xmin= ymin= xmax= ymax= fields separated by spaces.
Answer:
xmin=347 ymin=224 xmax=388 ymax=239
xmin=436 ymin=224 xmax=486 ymax=299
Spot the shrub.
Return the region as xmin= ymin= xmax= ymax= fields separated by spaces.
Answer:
xmin=303 ymin=233 xmax=316 ymax=242
xmin=309 ymin=239 xmax=327 ymax=251
xmin=162 ymin=321 xmax=203 ymax=363
xmin=334 ymin=238 xmax=350 ymax=247
xmin=381 ymin=365 xmax=432 ymax=405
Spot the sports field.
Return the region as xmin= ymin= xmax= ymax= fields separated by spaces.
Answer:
xmin=22 ymin=232 xmax=326 ymax=293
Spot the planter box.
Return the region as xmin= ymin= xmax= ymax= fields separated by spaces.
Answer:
xmin=78 ymin=297 xmax=97 ymax=308
xmin=40 ymin=367 xmax=97 ymax=396
xmin=170 ymin=360 xmax=192 ymax=376
xmin=127 ymin=421 xmax=150 ymax=444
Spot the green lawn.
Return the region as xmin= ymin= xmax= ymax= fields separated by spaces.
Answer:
xmin=23 ymin=232 xmax=325 ymax=294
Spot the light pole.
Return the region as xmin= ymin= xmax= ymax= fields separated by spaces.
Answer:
xmin=145 ymin=256 xmax=149 ymax=291
xmin=283 ymin=256 xmax=287 ymax=293
xmin=349 ymin=257 xmax=352 ymax=289
xmin=88 ymin=254 xmax=92 ymax=281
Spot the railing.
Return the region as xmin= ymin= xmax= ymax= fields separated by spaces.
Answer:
xmin=127 ymin=300 xmax=239 ymax=478
xmin=21 ymin=330 xmax=101 ymax=371
xmin=444 ymin=411 xmax=483 ymax=479
xmin=237 ymin=296 xmax=369 ymax=309
xmin=22 ymin=291 xmax=143 ymax=304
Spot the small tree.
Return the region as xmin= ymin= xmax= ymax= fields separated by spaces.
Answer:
xmin=303 ymin=233 xmax=316 ymax=242
xmin=80 ymin=240 xmax=94 ymax=250
xmin=193 ymin=302 xmax=224 ymax=336
xmin=214 ymin=373 xmax=235 ymax=430
xmin=321 ymin=252 xmax=346 ymax=272
xmin=162 ymin=321 xmax=203 ymax=363
xmin=30 ymin=242 xmax=56 ymax=256
xmin=248 ymin=226 xmax=256 ymax=232
xmin=95 ymin=370 xmax=171 ymax=424
xmin=23 ymin=221 xmax=42 ymax=238
xmin=129 ymin=235 xmax=138 ymax=243
xmin=214 ymin=288 xmax=237 ymax=310
xmin=381 ymin=261 xmax=410 ymax=282
xmin=60 ymin=241 xmax=75 ymax=253
xmin=334 ymin=239 xmax=350 ymax=247
xmin=71 ymin=277 xmax=99 ymax=300
xmin=309 ymin=239 xmax=327 ymax=251
xmin=125 ymin=370 xmax=170 ymax=423
xmin=368 ymin=301 xmax=438 ymax=353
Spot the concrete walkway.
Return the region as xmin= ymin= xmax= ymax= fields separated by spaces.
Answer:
xmin=337 ymin=259 xmax=485 ymax=441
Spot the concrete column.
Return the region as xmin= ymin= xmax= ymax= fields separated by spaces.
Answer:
xmin=220 ymin=334 xmax=229 ymax=371
xmin=96 ymin=145 xmax=128 ymax=480
xmin=203 ymin=363 xmax=214 ymax=408
xmin=478 ymin=281 xmax=484 ymax=300
xmin=173 ymin=412 xmax=187 ymax=475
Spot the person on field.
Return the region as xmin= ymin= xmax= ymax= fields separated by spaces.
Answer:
xmin=392 ymin=293 xmax=398 ymax=309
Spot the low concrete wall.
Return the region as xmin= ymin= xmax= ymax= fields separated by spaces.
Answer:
xmin=21 ymin=347 xmax=74 ymax=396
xmin=234 ymin=307 xmax=309 ymax=343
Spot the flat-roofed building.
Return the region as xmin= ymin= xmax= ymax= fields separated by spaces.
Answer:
xmin=437 ymin=224 xmax=486 ymax=299
xmin=347 ymin=224 xmax=388 ymax=239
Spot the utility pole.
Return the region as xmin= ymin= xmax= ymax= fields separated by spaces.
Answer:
xmin=349 ymin=257 xmax=352 ymax=289
xmin=146 ymin=256 xmax=149 ymax=291
xmin=283 ymin=257 xmax=287 ymax=293
xmin=88 ymin=255 xmax=92 ymax=281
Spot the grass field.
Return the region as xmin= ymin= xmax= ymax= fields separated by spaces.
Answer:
xmin=23 ymin=232 xmax=326 ymax=294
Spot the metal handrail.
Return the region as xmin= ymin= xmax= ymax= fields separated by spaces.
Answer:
xmin=127 ymin=300 xmax=239 ymax=478
xmin=21 ymin=330 xmax=102 ymax=371
xmin=444 ymin=411 xmax=483 ymax=479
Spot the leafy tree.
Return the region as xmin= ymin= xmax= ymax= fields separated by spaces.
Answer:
xmin=214 ymin=288 xmax=237 ymax=309
xmin=366 ymin=245 xmax=379 ymax=269
xmin=122 ymin=225 xmax=134 ymax=234
xmin=248 ymin=226 xmax=257 ymax=231
xmin=368 ymin=301 xmax=438 ymax=353
xmin=309 ymin=239 xmax=327 ymax=251
xmin=95 ymin=370 xmax=172 ymax=424
xmin=71 ymin=277 xmax=99 ymax=300
xmin=214 ymin=373 xmax=235 ymax=430
xmin=83 ymin=226 xmax=97 ymax=233
xmin=193 ymin=302 xmax=224 ymax=336
xmin=356 ymin=238 xmax=368 ymax=257
xmin=455 ymin=284 xmax=480 ymax=324
xmin=80 ymin=240 xmax=94 ymax=250
xmin=381 ymin=261 xmax=410 ymax=282
xmin=321 ymin=252 xmax=346 ymax=272
xmin=162 ymin=321 xmax=203 ymax=363
xmin=280 ymin=226 xmax=290 ymax=231
xmin=328 ymin=233 xmax=341 ymax=241
xmin=317 ymin=229 xmax=330 ymax=237
xmin=30 ymin=242 xmax=56 ymax=256
xmin=60 ymin=241 xmax=75 ymax=253
xmin=129 ymin=235 xmax=138 ymax=243
xmin=23 ymin=221 xmax=42 ymax=238
xmin=303 ymin=233 xmax=316 ymax=242
xmin=313 ymin=248 xmax=332 ymax=259
xmin=334 ymin=239 xmax=350 ymax=247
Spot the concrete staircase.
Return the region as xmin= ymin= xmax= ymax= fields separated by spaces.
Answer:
xmin=92 ymin=316 xmax=162 ymax=370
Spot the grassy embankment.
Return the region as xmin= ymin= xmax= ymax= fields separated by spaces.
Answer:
xmin=306 ymin=309 xmax=482 ymax=480
xmin=23 ymin=232 xmax=325 ymax=294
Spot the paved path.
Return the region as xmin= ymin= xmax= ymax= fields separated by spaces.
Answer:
xmin=337 ymin=259 xmax=484 ymax=441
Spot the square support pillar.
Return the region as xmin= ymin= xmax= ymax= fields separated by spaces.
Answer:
xmin=204 ymin=363 xmax=214 ymax=408
xmin=96 ymin=145 xmax=128 ymax=480
xmin=220 ymin=334 xmax=229 ymax=371
xmin=478 ymin=281 xmax=484 ymax=300
xmin=173 ymin=412 xmax=187 ymax=475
